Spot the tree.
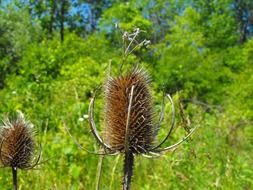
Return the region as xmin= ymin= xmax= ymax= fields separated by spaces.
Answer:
xmin=27 ymin=0 xmax=70 ymax=41
xmin=193 ymin=0 xmax=239 ymax=48
xmin=233 ymin=0 xmax=253 ymax=43
xmin=0 ymin=6 xmax=41 ymax=88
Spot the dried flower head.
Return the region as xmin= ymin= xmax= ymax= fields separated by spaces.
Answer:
xmin=0 ymin=113 xmax=39 ymax=169
xmin=104 ymin=68 xmax=156 ymax=153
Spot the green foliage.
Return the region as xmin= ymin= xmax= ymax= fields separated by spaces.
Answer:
xmin=99 ymin=2 xmax=152 ymax=38
xmin=0 ymin=6 xmax=42 ymax=88
xmin=193 ymin=0 xmax=238 ymax=47
xmin=0 ymin=33 xmax=113 ymax=130
xmin=0 ymin=0 xmax=253 ymax=189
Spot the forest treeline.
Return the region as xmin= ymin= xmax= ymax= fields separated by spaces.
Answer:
xmin=0 ymin=0 xmax=252 ymax=189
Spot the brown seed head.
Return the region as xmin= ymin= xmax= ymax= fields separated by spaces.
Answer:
xmin=104 ymin=68 xmax=156 ymax=153
xmin=0 ymin=113 xmax=36 ymax=169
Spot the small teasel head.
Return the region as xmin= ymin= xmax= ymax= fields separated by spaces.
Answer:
xmin=0 ymin=112 xmax=38 ymax=169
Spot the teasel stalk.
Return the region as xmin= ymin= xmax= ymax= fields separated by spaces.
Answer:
xmin=87 ymin=67 xmax=196 ymax=190
xmin=103 ymin=68 xmax=152 ymax=189
xmin=66 ymin=28 xmax=197 ymax=189
xmin=0 ymin=112 xmax=41 ymax=190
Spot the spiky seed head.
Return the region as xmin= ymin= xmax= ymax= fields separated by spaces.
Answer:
xmin=0 ymin=113 xmax=36 ymax=169
xmin=104 ymin=68 xmax=156 ymax=153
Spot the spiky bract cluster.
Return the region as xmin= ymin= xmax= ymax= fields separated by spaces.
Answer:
xmin=0 ymin=114 xmax=35 ymax=169
xmin=104 ymin=68 xmax=156 ymax=153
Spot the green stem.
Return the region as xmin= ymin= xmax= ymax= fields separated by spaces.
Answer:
xmin=96 ymin=155 xmax=104 ymax=190
xmin=12 ymin=167 xmax=17 ymax=190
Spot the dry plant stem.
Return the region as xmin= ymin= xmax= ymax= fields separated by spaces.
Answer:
xmin=124 ymin=31 xmax=139 ymax=55
xmin=89 ymin=94 xmax=112 ymax=151
xmin=150 ymin=94 xmax=175 ymax=151
xmin=144 ymin=127 xmax=197 ymax=155
xmin=123 ymin=151 xmax=134 ymax=190
xmin=109 ymin=155 xmax=120 ymax=190
xmin=120 ymin=29 xmax=146 ymax=72
xmin=12 ymin=167 xmax=17 ymax=190
xmin=124 ymin=85 xmax=134 ymax=151
xmin=64 ymin=124 xmax=118 ymax=156
xmin=159 ymin=127 xmax=197 ymax=152
xmin=96 ymin=155 xmax=104 ymax=190
xmin=156 ymin=91 xmax=165 ymax=130
xmin=123 ymin=85 xmax=135 ymax=190
xmin=126 ymin=39 xmax=148 ymax=56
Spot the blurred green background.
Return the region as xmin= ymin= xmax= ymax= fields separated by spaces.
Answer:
xmin=0 ymin=0 xmax=253 ymax=189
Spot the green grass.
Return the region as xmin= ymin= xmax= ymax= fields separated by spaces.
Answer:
xmin=0 ymin=109 xmax=252 ymax=190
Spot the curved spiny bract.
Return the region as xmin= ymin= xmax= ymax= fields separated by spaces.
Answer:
xmin=0 ymin=114 xmax=36 ymax=169
xmin=104 ymin=68 xmax=156 ymax=154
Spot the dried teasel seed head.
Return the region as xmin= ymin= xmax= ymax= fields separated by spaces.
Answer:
xmin=104 ymin=68 xmax=156 ymax=153
xmin=0 ymin=113 xmax=36 ymax=169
